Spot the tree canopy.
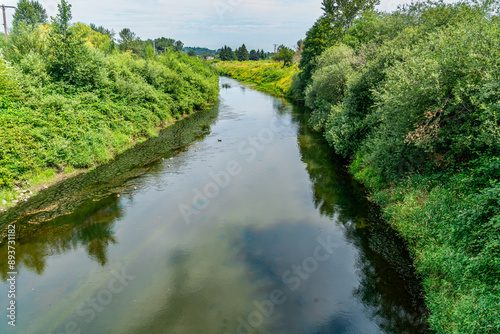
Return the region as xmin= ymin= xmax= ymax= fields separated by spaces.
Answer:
xmin=219 ymin=45 xmax=235 ymax=60
xmin=12 ymin=0 xmax=47 ymax=27
xmin=235 ymin=44 xmax=249 ymax=61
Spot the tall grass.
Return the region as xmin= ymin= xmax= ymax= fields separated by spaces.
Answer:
xmin=217 ymin=61 xmax=298 ymax=97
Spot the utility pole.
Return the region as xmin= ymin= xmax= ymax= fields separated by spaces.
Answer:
xmin=2 ymin=4 xmax=16 ymax=53
xmin=273 ymin=44 xmax=278 ymax=54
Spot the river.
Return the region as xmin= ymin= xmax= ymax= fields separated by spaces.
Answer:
xmin=0 ymin=77 xmax=428 ymax=333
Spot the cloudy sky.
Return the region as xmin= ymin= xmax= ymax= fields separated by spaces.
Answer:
xmin=4 ymin=0 xmax=414 ymax=51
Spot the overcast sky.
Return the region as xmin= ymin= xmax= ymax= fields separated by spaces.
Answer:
xmin=3 ymin=0 xmax=421 ymax=51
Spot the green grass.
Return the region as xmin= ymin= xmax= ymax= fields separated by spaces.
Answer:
xmin=217 ymin=60 xmax=299 ymax=97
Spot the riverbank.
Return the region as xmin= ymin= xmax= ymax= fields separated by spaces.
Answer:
xmin=216 ymin=61 xmax=298 ymax=97
xmin=0 ymin=50 xmax=219 ymax=213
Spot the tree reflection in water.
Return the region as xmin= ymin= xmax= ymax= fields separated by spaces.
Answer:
xmin=0 ymin=196 xmax=122 ymax=280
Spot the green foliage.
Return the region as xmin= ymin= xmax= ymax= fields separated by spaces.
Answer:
xmin=217 ymin=61 xmax=299 ymax=97
xmin=145 ymin=44 xmax=156 ymax=59
xmin=12 ymin=0 xmax=47 ymax=27
xmin=51 ymin=0 xmax=72 ymax=35
xmin=5 ymin=22 xmax=45 ymax=63
xmin=183 ymin=46 xmax=216 ymax=56
xmin=219 ymin=45 xmax=235 ymax=61
xmin=322 ymin=0 xmax=380 ymax=32
xmin=304 ymin=43 xmax=360 ymax=130
xmin=294 ymin=16 xmax=335 ymax=97
xmin=174 ymin=40 xmax=184 ymax=52
xmin=0 ymin=53 xmax=18 ymax=99
xmin=235 ymin=44 xmax=249 ymax=61
xmin=273 ymin=45 xmax=294 ymax=67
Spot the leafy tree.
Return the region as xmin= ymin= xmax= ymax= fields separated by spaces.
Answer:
xmin=174 ymin=40 xmax=184 ymax=52
xmin=321 ymin=0 xmax=380 ymax=33
xmin=187 ymin=50 xmax=196 ymax=57
xmin=154 ymin=37 xmax=175 ymax=53
xmin=89 ymin=23 xmax=115 ymax=41
xmin=51 ymin=0 xmax=72 ymax=36
xmin=12 ymin=0 xmax=47 ymax=27
xmin=294 ymin=16 xmax=335 ymax=96
xmin=249 ymin=51 xmax=259 ymax=61
xmin=145 ymin=44 xmax=155 ymax=59
xmin=118 ymin=28 xmax=136 ymax=49
xmin=273 ymin=45 xmax=294 ymax=67
xmin=46 ymin=0 xmax=99 ymax=87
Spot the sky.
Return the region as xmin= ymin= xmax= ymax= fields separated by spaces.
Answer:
xmin=3 ymin=0 xmax=417 ymax=51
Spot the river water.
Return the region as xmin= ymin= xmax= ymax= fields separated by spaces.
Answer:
xmin=0 ymin=77 xmax=428 ymax=333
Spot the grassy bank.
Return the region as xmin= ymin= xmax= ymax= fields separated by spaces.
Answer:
xmin=217 ymin=61 xmax=298 ymax=97
xmin=0 ymin=22 xmax=218 ymax=211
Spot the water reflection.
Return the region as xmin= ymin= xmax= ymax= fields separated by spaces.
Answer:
xmin=0 ymin=196 xmax=122 ymax=280
xmin=291 ymin=105 xmax=429 ymax=332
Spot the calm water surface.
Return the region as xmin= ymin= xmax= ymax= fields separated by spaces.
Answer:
xmin=0 ymin=77 xmax=428 ymax=333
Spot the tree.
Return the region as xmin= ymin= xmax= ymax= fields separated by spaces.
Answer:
xmin=89 ymin=23 xmax=115 ymax=41
xmin=145 ymin=44 xmax=155 ymax=59
xmin=118 ymin=28 xmax=136 ymax=47
xmin=187 ymin=50 xmax=196 ymax=57
xmin=118 ymin=28 xmax=146 ymax=55
xmin=51 ymin=0 xmax=72 ymax=36
xmin=235 ymin=44 xmax=249 ymax=61
xmin=154 ymin=37 xmax=175 ymax=52
xmin=46 ymin=0 xmax=94 ymax=86
xmin=12 ymin=0 xmax=47 ymax=27
xmin=174 ymin=40 xmax=184 ymax=52
xmin=249 ymin=51 xmax=259 ymax=61
xmin=294 ymin=16 xmax=335 ymax=97
xmin=274 ymin=45 xmax=294 ymax=67
xmin=322 ymin=0 xmax=380 ymax=32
